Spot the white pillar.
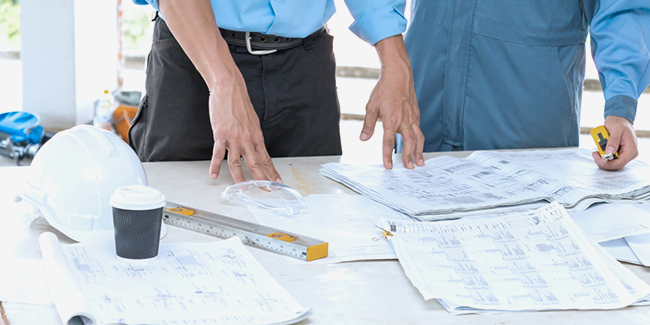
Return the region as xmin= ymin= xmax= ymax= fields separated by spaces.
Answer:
xmin=21 ymin=0 xmax=118 ymax=130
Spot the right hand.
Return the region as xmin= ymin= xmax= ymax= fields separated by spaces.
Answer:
xmin=591 ymin=115 xmax=638 ymax=171
xmin=208 ymin=76 xmax=282 ymax=184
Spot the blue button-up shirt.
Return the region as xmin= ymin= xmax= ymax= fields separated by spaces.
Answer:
xmin=132 ymin=0 xmax=407 ymax=45
xmin=399 ymin=0 xmax=650 ymax=153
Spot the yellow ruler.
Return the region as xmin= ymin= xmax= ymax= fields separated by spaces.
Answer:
xmin=163 ymin=202 xmax=328 ymax=261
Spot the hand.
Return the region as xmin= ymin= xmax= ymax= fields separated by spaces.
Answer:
xmin=208 ymin=76 xmax=282 ymax=184
xmin=158 ymin=0 xmax=282 ymax=184
xmin=591 ymin=115 xmax=638 ymax=170
xmin=363 ymin=35 xmax=425 ymax=169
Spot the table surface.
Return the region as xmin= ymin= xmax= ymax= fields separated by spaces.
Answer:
xmin=2 ymin=152 xmax=650 ymax=324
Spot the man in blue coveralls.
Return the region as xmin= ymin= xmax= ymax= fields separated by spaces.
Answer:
xmin=129 ymin=0 xmax=425 ymax=183
xmin=400 ymin=1 xmax=650 ymax=171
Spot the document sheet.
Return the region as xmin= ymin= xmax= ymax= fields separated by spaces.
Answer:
xmin=570 ymin=203 xmax=650 ymax=243
xmin=0 ymin=258 xmax=53 ymax=305
xmin=39 ymin=233 xmax=311 ymax=325
xmin=384 ymin=202 xmax=650 ymax=314
xmin=569 ymin=203 xmax=650 ymax=266
xmin=320 ymin=148 xmax=650 ymax=219
xmin=249 ymin=194 xmax=411 ymax=264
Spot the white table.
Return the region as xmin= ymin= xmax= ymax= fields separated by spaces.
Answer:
xmin=2 ymin=153 xmax=650 ymax=324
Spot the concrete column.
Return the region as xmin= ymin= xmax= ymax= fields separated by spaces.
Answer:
xmin=21 ymin=0 xmax=118 ymax=130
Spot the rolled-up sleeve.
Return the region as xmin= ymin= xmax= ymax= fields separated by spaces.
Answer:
xmin=344 ymin=0 xmax=407 ymax=45
xmin=132 ymin=0 xmax=159 ymax=10
xmin=590 ymin=0 xmax=650 ymax=123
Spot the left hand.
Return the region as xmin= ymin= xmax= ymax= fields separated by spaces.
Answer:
xmin=591 ymin=115 xmax=638 ymax=170
xmin=362 ymin=35 xmax=425 ymax=170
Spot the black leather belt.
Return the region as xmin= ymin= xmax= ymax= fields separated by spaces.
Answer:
xmin=219 ymin=26 xmax=327 ymax=55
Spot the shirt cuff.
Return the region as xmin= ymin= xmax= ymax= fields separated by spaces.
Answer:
xmin=604 ymin=95 xmax=637 ymax=124
xmin=349 ymin=5 xmax=407 ymax=45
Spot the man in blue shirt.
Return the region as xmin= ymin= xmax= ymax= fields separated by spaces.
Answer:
xmin=401 ymin=0 xmax=649 ymax=171
xmin=129 ymin=0 xmax=425 ymax=183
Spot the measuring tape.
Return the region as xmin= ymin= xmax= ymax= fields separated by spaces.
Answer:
xmin=163 ymin=202 xmax=328 ymax=262
xmin=590 ymin=125 xmax=619 ymax=161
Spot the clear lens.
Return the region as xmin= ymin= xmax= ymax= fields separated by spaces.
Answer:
xmin=221 ymin=180 xmax=308 ymax=218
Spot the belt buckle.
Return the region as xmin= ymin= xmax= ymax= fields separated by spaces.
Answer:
xmin=245 ymin=32 xmax=277 ymax=55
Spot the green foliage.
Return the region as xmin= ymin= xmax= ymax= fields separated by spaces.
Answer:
xmin=0 ymin=0 xmax=152 ymax=51
xmin=0 ymin=0 xmax=21 ymax=48
xmin=123 ymin=5 xmax=152 ymax=52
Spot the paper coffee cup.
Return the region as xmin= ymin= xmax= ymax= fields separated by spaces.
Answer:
xmin=109 ymin=185 xmax=166 ymax=262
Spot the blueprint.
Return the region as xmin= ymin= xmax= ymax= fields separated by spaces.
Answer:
xmin=320 ymin=148 xmax=650 ymax=219
xmin=384 ymin=202 xmax=650 ymax=314
xmin=39 ymin=233 xmax=310 ymax=325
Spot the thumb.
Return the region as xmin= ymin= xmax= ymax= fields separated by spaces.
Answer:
xmin=605 ymin=130 xmax=621 ymax=157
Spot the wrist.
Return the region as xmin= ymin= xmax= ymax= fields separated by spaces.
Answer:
xmin=375 ymin=35 xmax=411 ymax=76
xmin=203 ymin=54 xmax=242 ymax=93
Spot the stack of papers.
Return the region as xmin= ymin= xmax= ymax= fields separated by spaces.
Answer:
xmin=383 ymin=202 xmax=650 ymax=314
xmin=39 ymin=233 xmax=311 ymax=325
xmin=320 ymin=148 xmax=650 ymax=220
xmin=571 ymin=203 xmax=650 ymax=266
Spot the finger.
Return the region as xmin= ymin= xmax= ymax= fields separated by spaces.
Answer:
xmin=600 ymin=156 xmax=628 ymax=171
xmin=605 ymin=131 xmax=622 ymax=160
xmin=382 ymin=128 xmax=396 ymax=169
xmin=247 ymin=151 xmax=281 ymax=182
xmin=618 ymin=129 xmax=639 ymax=161
xmin=242 ymin=141 xmax=282 ymax=182
xmin=261 ymin=154 xmax=283 ymax=183
xmin=360 ymin=104 xmax=379 ymax=141
xmin=592 ymin=149 xmax=626 ymax=171
xmin=591 ymin=150 xmax=606 ymax=170
xmin=400 ymin=128 xmax=416 ymax=169
xmin=602 ymin=137 xmax=638 ymax=172
xmin=408 ymin=95 xmax=425 ymax=166
xmin=227 ymin=148 xmax=246 ymax=183
xmin=413 ymin=125 xmax=425 ymax=166
xmin=240 ymin=147 xmax=270 ymax=181
xmin=209 ymin=139 xmax=226 ymax=179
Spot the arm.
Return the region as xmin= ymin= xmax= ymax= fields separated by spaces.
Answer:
xmin=364 ymin=35 xmax=425 ymax=169
xmin=157 ymin=0 xmax=281 ymax=183
xmin=344 ymin=1 xmax=425 ymax=169
xmin=588 ymin=0 xmax=650 ymax=170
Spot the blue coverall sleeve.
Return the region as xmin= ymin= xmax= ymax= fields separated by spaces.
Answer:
xmin=590 ymin=0 xmax=650 ymax=123
xmin=132 ymin=0 xmax=159 ymax=11
xmin=343 ymin=0 xmax=408 ymax=45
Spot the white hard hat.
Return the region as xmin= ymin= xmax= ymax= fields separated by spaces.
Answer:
xmin=18 ymin=125 xmax=163 ymax=243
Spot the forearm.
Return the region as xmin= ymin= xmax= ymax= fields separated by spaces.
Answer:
xmin=590 ymin=0 xmax=650 ymax=122
xmin=158 ymin=0 xmax=238 ymax=91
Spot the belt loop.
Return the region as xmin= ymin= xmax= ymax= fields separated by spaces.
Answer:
xmin=303 ymin=33 xmax=314 ymax=50
xmin=302 ymin=29 xmax=320 ymax=50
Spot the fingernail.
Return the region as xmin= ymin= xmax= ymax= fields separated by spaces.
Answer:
xmin=606 ymin=146 xmax=616 ymax=154
xmin=387 ymin=161 xmax=393 ymax=169
xmin=275 ymin=178 xmax=283 ymax=184
xmin=407 ymin=161 xmax=414 ymax=169
xmin=211 ymin=173 xmax=217 ymax=179
xmin=360 ymin=133 xmax=369 ymax=141
xmin=418 ymin=158 xmax=424 ymax=166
